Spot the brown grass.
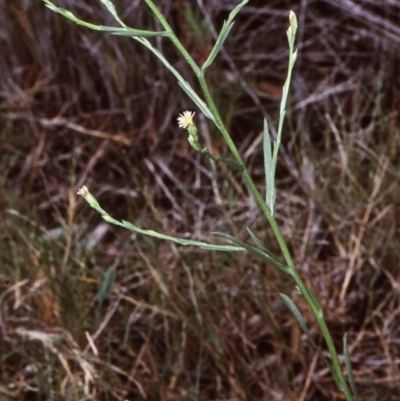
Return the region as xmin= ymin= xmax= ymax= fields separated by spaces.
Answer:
xmin=1 ymin=0 xmax=400 ymax=400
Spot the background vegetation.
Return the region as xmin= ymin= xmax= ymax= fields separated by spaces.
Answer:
xmin=1 ymin=0 xmax=399 ymax=400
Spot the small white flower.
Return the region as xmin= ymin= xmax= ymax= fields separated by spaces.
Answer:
xmin=77 ymin=185 xmax=89 ymax=197
xmin=177 ymin=111 xmax=195 ymax=129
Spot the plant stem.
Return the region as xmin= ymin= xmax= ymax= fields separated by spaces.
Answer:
xmin=201 ymin=82 xmax=354 ymax=401
xmin=142 ymin=1 xmax=353 ymax=399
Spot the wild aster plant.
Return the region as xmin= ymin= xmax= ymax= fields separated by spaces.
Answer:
xmin=44 ymin=1 xmax=358 ymax=400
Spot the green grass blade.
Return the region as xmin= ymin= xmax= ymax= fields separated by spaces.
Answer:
xmin=97 ymin=267 xmax=116 ymax=304
xmin=343 ymin=334 xmax=360 ymax=401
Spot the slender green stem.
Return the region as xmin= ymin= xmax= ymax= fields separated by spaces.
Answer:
xmin=142 ymin=1 xmax=354 ymax=399
xmin=141 ymin=0 xmax=202 ymax=76
xmin=59 ymin=0 xmax=351 ymax=398
xmin=43 ymin=0 xmax=356 ymax=398
xmin=145 ymin=4 xmax=353 ymax=399
xmin=198 ymin=55 xmax=354 ymax=401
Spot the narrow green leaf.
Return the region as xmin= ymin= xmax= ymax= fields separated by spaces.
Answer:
xmin=280 ymin=293 xmax=337 ymax=369
xmin=78 ymin=186 xmax=244 ymax=252
xmin=343 ymin=334 xmax=360 ymax=401
xmin=43 ymin=0 xmax=168 ymax=37
xmin=120 ymin=220 xmax=242 ymax=251
xmin=226 ymin=0 xmax=249 ymax=23
xmin=201 ymin=0 xmax=248 ymax=73
xmin=201 ymin=21 xmax=233 ymax=73
xmin=280 ymin=293 xmax=319 ymax=346
xmin=99 ymin=0 xmax=126 ymax=27
xmin=125 ymin=37 xmax=217 ymax=126
xmin=263 ymin=118 xmax=275 ymax=214
xmin=109 ymin=27 xmax=170 ymax=38
xmin=178 ymin=81 xmax=218 ymax=126
xmin=280 ymin=293 xmax=342 ymax=386
xmin=303 ymin=286 xmax=323 ymax=317
xmin=246 ymin=227 xmax=283 ymax=261
xmin=246 ymin=227 xmax=268 ymax=252
xmin=135 ymin=37 xmax=183 ymax=80
xmin=43 ymin=0 xmax=81 ymax=20
xmin=214 ymin=232 xmax=291 ymax=274
xmin=265 ymin=8 xmax=298 ymax=218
